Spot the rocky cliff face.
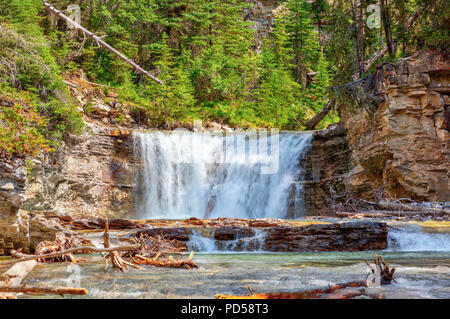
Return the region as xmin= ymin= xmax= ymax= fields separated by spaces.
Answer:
xmin=0 ymin=119 xmax=139 ymax=252
xmin=301 ymin=49 xmax=449 ymax=215
xmin=22 ymin=120 xmax=138 ymax=219
xmin=302 ymin=123 xmax=352 ymax=215
xmin=339 ymin=49 xmax=449 ymax=202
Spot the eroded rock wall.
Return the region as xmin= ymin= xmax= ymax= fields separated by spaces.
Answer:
xmin=22 ymin=120 xmax=139 ymax=219
xmin=302 ymin=50 xmax=449 ymax=214
xmin=340 ymin=50 xmax=449 ymax=201
xmin=0 ymin=118 xmax=140 ymax=253
xmin=302 ymin=124 xmax=352 ymax=215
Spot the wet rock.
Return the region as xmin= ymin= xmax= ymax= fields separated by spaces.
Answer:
xmin=263 ymin=222 xmax=387 ymax=252
xmin=214 ymin=227 xmax=255 ymax=240
xmin=248 ymin=218 xmax=291 ymax=227
xmin=135 ymin=228 xmax=193 ymax=242
xmin=131 ymin=221 xmax=388 ymax=252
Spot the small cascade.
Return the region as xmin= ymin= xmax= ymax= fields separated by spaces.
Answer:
xmin=186 ymin=231 xmax=216 ymax=252
xmin=133 ymin=130 xmax=313 ymax=219
xmin=186 ymin=229 xmax=267 ymax=253
xmin=388 ymin=230 xmax=450 ymax=252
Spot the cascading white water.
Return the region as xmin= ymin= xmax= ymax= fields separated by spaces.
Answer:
xmin=186 ymin=229 xmax=267 ymax=253
xmin=133 ymin=130 xmax=313 ymax=219
xmin=388 ymin=230 xmax=450 ymax=252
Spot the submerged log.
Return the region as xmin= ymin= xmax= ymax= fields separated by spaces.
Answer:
xmin=216 ymin=281 xmax=366 ymax=299
xmin=0 ymin=286 xmax=88 ymax=296
xmin=216 ymin=254 xmax=395 ymax=299
xmin=0 ymin=260 xmax=37 ymax=299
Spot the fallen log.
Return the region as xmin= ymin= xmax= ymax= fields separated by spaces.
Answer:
xmin=336 ymin=210 xmax=449 ymax=219
xmin=0 ymin=286 xmax=88 ymax=296
xmin=2 ymin=244 xmax=139 ymax=266
xmin=32 ymin=234 xmax=93 ymax=263
xmin=360 ymin=199 xmax=449 ymax=213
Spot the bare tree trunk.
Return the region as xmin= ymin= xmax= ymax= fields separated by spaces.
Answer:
xmin=380 ymin=0 xmax=394 ymax=56
xmin=364 ymin=3 xmax=430 ymax=72
xmin=358 ymin=1 xmax=365 ymax=76
xmin=351 ymin=1 xmax=361 ymax=79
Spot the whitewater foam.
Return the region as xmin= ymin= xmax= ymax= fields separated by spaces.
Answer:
xmin=387 ymin=230 xmax=450 ymax=252
xmin=133 ymin=130 xmax=313 ymax=219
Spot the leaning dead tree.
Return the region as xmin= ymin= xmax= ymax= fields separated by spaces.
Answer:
xmin=43 ymin=1 xmax=163 ymax=85
xmin=305 ymin=100 xmax=336 ymax=130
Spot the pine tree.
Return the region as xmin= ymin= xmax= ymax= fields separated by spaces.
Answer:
xmin=271 ymin=0 xmax=319 ymax=88
xmin=145 ymin=33 xmax=195 ymax=126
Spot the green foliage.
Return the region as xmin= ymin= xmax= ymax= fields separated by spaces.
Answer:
xmin=0 ymin=2 xmax=83 ymax=157
xmin=140 ymin=33 xmax=195 ymax=126
xmin=0 ymin=84 xmax=53 ymax=157
xmin=1 ymin=0 xmax=448 ymax=140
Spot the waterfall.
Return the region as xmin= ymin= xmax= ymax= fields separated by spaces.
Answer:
xmin=133 ymin=130 xmax=313 ymax=219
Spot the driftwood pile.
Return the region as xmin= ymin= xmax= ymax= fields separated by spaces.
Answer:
xmin=32 ymin=234 xmax=92 ymax=262
xmin=216 ymin=254 xmax=396 ymax=299
xmin=122 ymin=233 xmax=186 ymax=259
xmin=3 ymin=219 xmax=197 ymax=273
xmin=130 ymin=251 xmax=198 ymax=270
